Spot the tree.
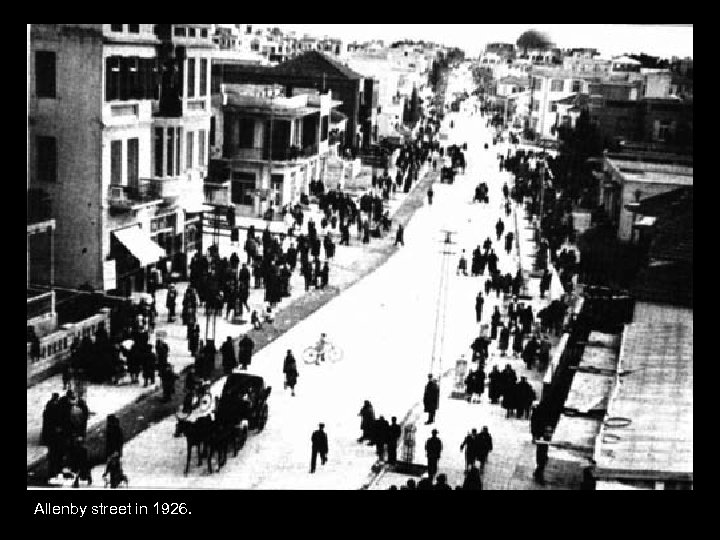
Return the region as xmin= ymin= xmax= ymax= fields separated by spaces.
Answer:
xmin=516 ymin=30 xmax=553 ymax=56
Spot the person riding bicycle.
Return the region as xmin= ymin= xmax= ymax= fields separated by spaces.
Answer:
xmin=315 ymin=333 xmax=329 ymax=364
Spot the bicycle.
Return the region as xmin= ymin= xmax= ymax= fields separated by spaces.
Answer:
xmin=303 ymin=338 xmax=343 ymax=365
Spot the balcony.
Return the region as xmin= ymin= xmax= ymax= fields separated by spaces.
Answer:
xmin=107 ymin=182 xmax=163 ymax=212
xmin=27 ymin=288 xmax=55 ymax=321
xmin=204 ymin=181 xmax=231 ymax=207
xmin=224 ymin=144 xmax=319 ymax=162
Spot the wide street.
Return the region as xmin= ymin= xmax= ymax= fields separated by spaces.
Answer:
xmin=110 ymin=67 xmax=555 ymax=489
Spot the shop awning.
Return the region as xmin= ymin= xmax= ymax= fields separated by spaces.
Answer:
xmin=113 ymin=227 xmax=166 ymax=267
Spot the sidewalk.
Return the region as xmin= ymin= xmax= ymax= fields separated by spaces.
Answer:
xmin=27 ymin=152 xmax=437 ymax=481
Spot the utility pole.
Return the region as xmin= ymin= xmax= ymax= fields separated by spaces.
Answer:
xmin=430 ymin=229 xmax=456 ymax=388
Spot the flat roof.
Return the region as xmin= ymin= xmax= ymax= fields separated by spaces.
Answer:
xmin=595 ymin=322 xmax=693 ymax=480
xmin=605 ymin=158 xmax=694 ymax=186
xmin=551 ymin=416 xmax=602 ymax=461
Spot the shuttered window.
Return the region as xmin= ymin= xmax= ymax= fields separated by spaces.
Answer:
xmin=35 ymin=51 xmax=56 ymax=98
xmin=127 ymin=138 xmax=139 ymax=188
xmin=186 ymin=131 xmax=194 ymax=170
xmin=187 ymin=58 xmax=196 ymax=98
xmin=200 ymin=59 xmax=208 ymax=96
xmin=198 ymin=130 xmax=206 ymax=168
xmin=111 ymin=140 xmax=123 ymax=185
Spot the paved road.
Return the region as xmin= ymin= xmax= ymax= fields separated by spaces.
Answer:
xmin=111 ymin=67 xmax=566 ymax=489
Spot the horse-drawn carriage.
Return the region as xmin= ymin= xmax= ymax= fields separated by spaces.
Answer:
xmin=177 ymin=373 xmax=271 ymax=474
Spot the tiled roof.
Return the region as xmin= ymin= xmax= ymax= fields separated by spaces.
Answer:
xmin=595 ymin=322 xmax=693 ymax=481
xmin=275 ymin=51 xmax=363 ymax=80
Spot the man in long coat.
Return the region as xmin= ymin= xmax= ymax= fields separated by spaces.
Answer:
xmin=238 ymin=335 xmax=254 ymax=370
xmin=423 ymin=375 xmax=440 ymax=424
xmin=425 ymin=429 xmax=442 ymax=479
xmin=476 ymin=426 xmax=493 ymax=470
xmin=310 ymin=423 xmax=328 ymax=473
xmin=221 ymin=336 xmax=236 ymax=374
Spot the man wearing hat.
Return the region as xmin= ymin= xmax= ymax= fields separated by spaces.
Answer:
xmin=310 ymin=423 xmax=328 ymax=473
xmin=423 ymin=375 xmax=440 ymax=424
xmin=425 ymin=429 xmax=443 ymax=480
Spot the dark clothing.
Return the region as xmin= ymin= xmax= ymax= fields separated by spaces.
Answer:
xmin=310 ymin=429 xmax=329 ymax=473
xmin=387 ymin=423 xmax=401 ymax=465
xmin=476 ymin=431 xmax=493 ymax=466
xmin=238 ymin=336 xmax=254 ymax=369
xmin=425 ymin=435 xmax=442 ymax=477
xmin=221 ymin=340 xmax=237 ymax=373
xmin=105 ymin=423 xmax=124 ymax=459
xmin=463 ymin=468 xmax=483 ymax=490
xmin=423 ymin=380 xmax=440 ymax=423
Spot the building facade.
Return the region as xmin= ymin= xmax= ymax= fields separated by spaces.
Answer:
xmin=29 ymin=24 xmax=212 ymax=295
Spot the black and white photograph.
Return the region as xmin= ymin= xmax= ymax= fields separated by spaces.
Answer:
xmin=27 ymin=23 xmax=693 ymax=491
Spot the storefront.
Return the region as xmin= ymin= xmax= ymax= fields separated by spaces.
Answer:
xmin=110 ymin=225 xmax=166 ymax=297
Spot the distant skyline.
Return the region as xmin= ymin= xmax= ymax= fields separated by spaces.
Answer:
xmin=255 ymin=24 xmax=693 ymax=60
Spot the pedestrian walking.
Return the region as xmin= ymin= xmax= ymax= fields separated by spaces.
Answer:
xmin=457 ymin=250 xmax=468 ymax=276
xmin=427 ymin=187 xmax=434 ymax=205
xmin=387 ymin=417 xmax=401 ymax=465
xmin=358 ymin=400 xmax=376 ymax=443
xmin=425 ymin=429 xmax=442 ymax=479
xmin=460 ymin=429 xmax=479 ymax=471
xmin=423 ymin=375 xmax=440 ymax=424
xmin=477 ymin=426 xmax=493 ymax=471
xmin=533 ymin=427 xmax=552 ymax=485
xmin=166 ymin=284 xmax=177 ymax=322
xmin=283 ymin=350 xmax=298 ymax=396
xmin=310 ymin=423 xmax=328 ymax=473
xmin=475 ymin=292 xmax=484 ymax=323
xmin=238 ymin=335 xmax=254 ymax=370
xmin=395 ymin=224 xmax=404 ymax=246
xmin=160 ymin=364 xmax=177 ymax=402
xmin=221 ymin=336 xmax=236 ymax=375
xmin=105 ymin=414 xmax=124 ymax=460
xmin=375 ymin=416 xmax=390 ymax=462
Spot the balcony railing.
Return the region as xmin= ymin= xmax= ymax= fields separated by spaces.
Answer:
xmin=224 ymin=143 xmax=319 ymax=161
xmin=107 ymin=182 xmax=163 ymax=210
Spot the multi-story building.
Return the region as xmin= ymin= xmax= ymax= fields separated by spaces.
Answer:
xmin=29 ymin=24 xmax=213 ymax=296
xmin=598 ymin=153 xmax=693 ymax=242
xmin=213 ymin=51 xmax=368 ymax=151
xmin=209 ymin=85 xmax=333 ymax=219
xmin=527 ymin=67 xmax=605 ymax=139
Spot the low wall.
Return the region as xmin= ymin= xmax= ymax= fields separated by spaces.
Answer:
xmin=27 ymin=308 xmax=112 ymax=387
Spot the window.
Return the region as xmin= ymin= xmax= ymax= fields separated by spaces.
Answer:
xmin=551 ymin=79 xmax=564 ymax=92
xmin=210 ymin=116 xmax=216 ymax=146
xmin=128 ymin=24 xmax=139 ymax=33
xmin=550 ymin=102 xmax=557 ymax=113
xmin=571 ymin=80 xmax=582 ymax=93
xmin=154 ymin=128 xmax=164 ymax=177
xmin=174 ymin=26 xmax=186 ymax=37
xmin=532 ymin=101 xmax=540 ymax=112
xmin=187 ymin=58 xmax=196 ymax=98
xmin=321 ymin=116 xmax=329 ymax=141
xmin=37 ymin=136 xmax=57 ymax=183
xmin=176 ymin=127 xmax=182 ymax=176
xmin=35 ymin=51 xmax=56 ymax=98
xmin=111 ymin=24 xmax=123 ymax=32
xmin=200 ymin=59 xmax=208 ymax=97
xmin=127 ymin=138 xmax=139 ymax=188
xmin=198 ymin=130 xmax=206 ymax=168
xmin=167 ymin=128 xmax=175 ymax=177
xmin=201 ymin=29 xmax=208 ymax=38
xmin=532 ymin=78 xmax=542 ymax=90
xmin=238 ymin=118 xmax=255 ymax=148
xmin=188 ymin=28 xmax=196 ymax=38
xmin=271 ymin=174 xmax=283 ymax=207
xmin=231 ymin=172 xmax=255 ymax=205
xmin=111 ymin=140 xmax=123 ymax=186
xmin=186 ymin=131 xmax=194 ymax=170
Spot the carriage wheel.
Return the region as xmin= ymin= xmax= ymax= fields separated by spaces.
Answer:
xmin=326 ymin=343 xmax=343 ymax=363
xmin=257 ymin=404 xmax=268 ymax=431
xmin=303 ymin=347 xmax=318 ymax=365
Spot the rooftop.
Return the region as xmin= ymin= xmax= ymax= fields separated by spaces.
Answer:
xmin=605 ymin=158 xmax=694 ymax=186
xmin=594 ymin=322 xmax=693 ymax=482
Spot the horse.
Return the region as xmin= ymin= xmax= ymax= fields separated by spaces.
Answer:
xmin=178 ymin=416 xmax=213 ymax=475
